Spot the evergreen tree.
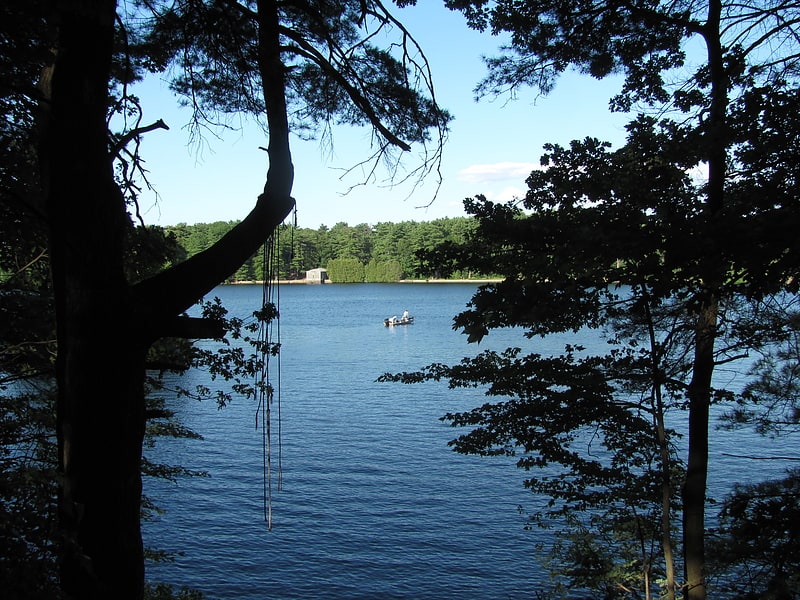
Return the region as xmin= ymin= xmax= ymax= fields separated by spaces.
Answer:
xmin=327 ymin=257 xmax=366 ymax=283
xmin=364 ymin=258 xmax=403 ymax=282
xmin=390 ymin=1 xmax=800 ymax=597
xmin=708 ymin=470 xmax=800 ymax=598
xmin=388 ymin=113 xmax=800 ymax=598
xmin=8 ymin=1 xmax=450 ymax=597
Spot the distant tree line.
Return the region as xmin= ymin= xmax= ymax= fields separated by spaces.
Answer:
xmin=166 ymin=217 xmax=480 ymax=282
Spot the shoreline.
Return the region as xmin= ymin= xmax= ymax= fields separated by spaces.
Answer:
xmin=227 ymin=278 xmax=501 ymax=285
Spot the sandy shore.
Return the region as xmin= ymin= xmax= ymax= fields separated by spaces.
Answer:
xmin=229 ymin=278 xmax=501 ymax=285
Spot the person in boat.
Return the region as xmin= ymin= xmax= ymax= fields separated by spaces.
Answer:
xmin=389 ymin=315 xmax=397 ymax=324
xmin=402 ymin=309 xmax=409 ymax=320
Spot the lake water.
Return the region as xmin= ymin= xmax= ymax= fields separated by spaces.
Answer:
xmin=142 ymin=283 xmax=792 ymax=599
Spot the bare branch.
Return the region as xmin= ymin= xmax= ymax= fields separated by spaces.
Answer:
xmin=111 ymin=118 xmax=170 ymax=156
xmin=721 ymin=452 xmax=800 ymax=460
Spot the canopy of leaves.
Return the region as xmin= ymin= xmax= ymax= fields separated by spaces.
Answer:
xmin=3 ymin=0 xmax=453 ymax=597
xmin=123 ymin=0 xmax=450 ymax=185
xmin=386 ymin=24 xmax=800 ymax=591
xmin=165 ymin=216 xmax=478 ymax=281
xmin=708 ymin=470 xmax=800 ymax=598
xmin=441 ymin=0 xmax=799 ymax=113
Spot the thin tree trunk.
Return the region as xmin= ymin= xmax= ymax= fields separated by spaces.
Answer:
xmin=658 ymin=418 xmax=676 ymax=600
xmin=644 ymin=297 xmax=676 ymax=600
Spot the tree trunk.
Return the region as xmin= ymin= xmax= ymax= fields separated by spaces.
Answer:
xmin=681 ymin=2 xmax=728 ymax=597
xmin=44 ymin=1 xmax=146 ymax=598
xmin=43 ymin=1 xmax=294 ymax=598
xmin=682 ymin=295 xmax=717 ymax=600
xmin=644 ymin=297 xmax=676 ymax=600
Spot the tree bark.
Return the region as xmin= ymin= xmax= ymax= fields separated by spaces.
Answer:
xmin=682 ymin=294 xmax=717 ymax=600
xmin=681 ymin=2 xmax=727 ymax=597
xmin=644 ymin=297 xmax=676 ymax=600
xmin=44 ymin=1 xmax=144 ymax=598
xmin=43 ymin=1 xmax=295 ymax=598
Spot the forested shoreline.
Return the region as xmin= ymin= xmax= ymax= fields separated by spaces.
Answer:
xmin=165 ymin=217 xmax=483 ymax=282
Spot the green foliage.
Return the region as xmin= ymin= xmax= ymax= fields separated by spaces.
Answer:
xmin=165 ymin=217 xmax=481 ymax=281
xmin=327 ymin=257 xmax=366 ymax=283
xmin=6 ymin=0 xmax=452 ymax=596
xmin=364 ymin=258 xmax=403 ymax=282
xmin=388 ymin=96 xmax=800 ymax=598
xmin=0 ymin=389 xmax=61 ymax=600
xmin=395 ymin=1 xmax=800 ymax=595
xmin=708 ymin=470 xmax=800 ymax=599
xmin=133 ymin=0 xmax=450 ymax=173
xmin=166 ymin=221 xmax=241 ymax=262
xmin=327 ymin=222 xmax=373 ymax=264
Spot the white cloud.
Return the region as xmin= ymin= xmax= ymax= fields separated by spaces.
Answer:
xmin=458 ymin=161 xmax=540 ymax=184
xmin=485 ymin=185 xmax=527 ymax=202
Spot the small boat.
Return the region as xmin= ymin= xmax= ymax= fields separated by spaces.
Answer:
xmin=384 ymin=316 xmax=414 ymax=326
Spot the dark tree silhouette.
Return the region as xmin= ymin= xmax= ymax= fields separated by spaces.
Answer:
xmin=33 ymin=1 xmax=448 ymax=597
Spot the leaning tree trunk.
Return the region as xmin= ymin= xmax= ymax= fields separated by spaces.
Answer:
xmin=43 ymin=1 xmax=294 ymax=598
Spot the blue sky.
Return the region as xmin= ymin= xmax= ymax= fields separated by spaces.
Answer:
xmin=132 ymin=3 xmax=630 ymax=229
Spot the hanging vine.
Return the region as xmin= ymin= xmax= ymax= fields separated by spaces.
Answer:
xmin=255 ymin=217 xmax=288 ymax=530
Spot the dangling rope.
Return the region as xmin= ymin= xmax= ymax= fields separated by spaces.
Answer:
xmin=256 ymin=220 xmax=284 ymax=530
